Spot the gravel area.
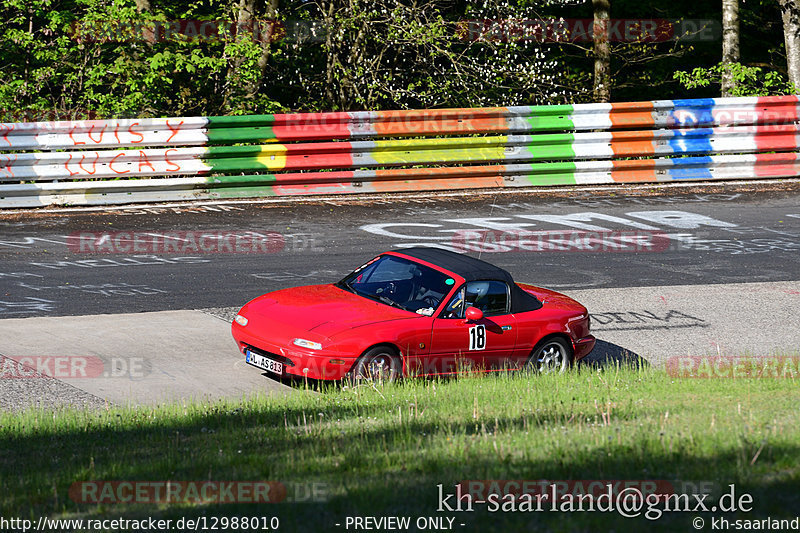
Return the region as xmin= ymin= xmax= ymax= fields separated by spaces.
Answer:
xmin=200 ymin=307 xmax=239 ymax=323
xmin=0 ymin=354 xmax=108 ymax=413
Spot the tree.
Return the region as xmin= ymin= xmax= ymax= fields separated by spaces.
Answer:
xmin=675 ymin=0 xmax=796 ymax=97
xmin=592 ymin=0 xmax=611 ymax=102
xmin=223 ymin=0 xmax=280 ymax=111
xmin=292 ymin=0 xmax=569 ymax=110
xmin=721 ymin=0 xmax=740 ymax=96
xmin=780 ymin=0 xmax=800 ymax=92
xmin=544 ymin=0 xmax=702 ymax=103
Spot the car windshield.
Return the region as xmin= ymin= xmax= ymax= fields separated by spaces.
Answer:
xmin=337 ymin=254 xmax=454 ymax=315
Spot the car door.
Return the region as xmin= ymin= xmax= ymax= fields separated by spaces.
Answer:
xmin=429 ymin=281 xmax=517 ymax=373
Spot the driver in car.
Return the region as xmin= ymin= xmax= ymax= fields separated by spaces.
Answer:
xmin=442 ymin=282 xmax=489 ymax=319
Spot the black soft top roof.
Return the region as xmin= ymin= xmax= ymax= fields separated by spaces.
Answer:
xmin=393 ymin=247 xmax=515 ymax=283
xmin=391 ymin=247 xmax=543 ymax=313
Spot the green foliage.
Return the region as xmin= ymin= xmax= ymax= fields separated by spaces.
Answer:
xmin=0 ymin=0 xmax=797 ymax=117
xmin=272 ymin=0 xmax=572 ymax=110
xmin=0 ymin=0 xmax=575 ymax=116
xmin=674 ymin=62 xmax=797 ymax=97
xmin=0 ymin=0 xmax=284 ymax=119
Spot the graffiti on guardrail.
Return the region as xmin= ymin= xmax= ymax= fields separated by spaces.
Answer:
xmin=3 ymin=95 xmax=800 ymax=208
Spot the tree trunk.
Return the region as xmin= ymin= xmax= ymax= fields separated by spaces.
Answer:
xmin=721 ymin=0 xmax=740 ymax=97
xmin=780 ymin=0 xmax=800 ymax=92
xmin=323 ymin=0 xmax=337 ymax=108
xmin=592 ymin=0 xmax=611 ymax=103
xmin=223 ymin=0 xmax=257 ymax=109
xmin=246 ymin=0 xmax=279 ymax=99
xmin=134 ymin=0 xmax=152 ymax=42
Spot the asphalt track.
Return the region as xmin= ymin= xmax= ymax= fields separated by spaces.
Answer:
xmin=1 ymin=181 xmax=799 ymax=408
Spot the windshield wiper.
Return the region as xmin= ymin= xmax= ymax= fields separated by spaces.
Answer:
xmin=338 ymin=282 xmax=407 ymax=311
xmin=337 ymin=279 xmax=355 ymax=293
xmin=358 ymin=290 xmax=406 ymax=310
xmin=374 ymin=294 xmax=406 ymax=310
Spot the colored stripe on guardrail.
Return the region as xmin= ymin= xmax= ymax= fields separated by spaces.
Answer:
xmin=3 ymin=124 xmax=799 ymax=182
xmin=3 ymin=95 xmax=798 ymax=150
xmin=2 ymin=95 xmax=800 ymax=207
xmin=2 ymin=152 xmax=798 ymax=208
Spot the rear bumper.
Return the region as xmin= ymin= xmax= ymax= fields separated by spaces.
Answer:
xmin=573 ymin=335 xmax=596 ymax=361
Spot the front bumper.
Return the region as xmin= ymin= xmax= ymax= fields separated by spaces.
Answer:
xmin=233 ymin=325 xmax=356 ymax=380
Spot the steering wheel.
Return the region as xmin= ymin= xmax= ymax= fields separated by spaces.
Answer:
xmin=422 ymin=295 xmax=439 ymax=308
xmin=376 ymin=281 xmax=398 ymax=296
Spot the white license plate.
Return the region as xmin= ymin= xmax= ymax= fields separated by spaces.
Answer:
xmin=245 ymin=350 xmax=283 ymax=375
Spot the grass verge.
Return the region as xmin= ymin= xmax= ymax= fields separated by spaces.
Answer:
xmin=1 ymin=365 xmax=799 ymax=532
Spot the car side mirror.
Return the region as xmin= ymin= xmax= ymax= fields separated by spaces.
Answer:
xmin=465 ymin=306 xmax=483 ymax=322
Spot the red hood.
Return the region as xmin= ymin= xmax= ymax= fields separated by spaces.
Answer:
xmin=241 ymin=284 xmax=416 ymax=339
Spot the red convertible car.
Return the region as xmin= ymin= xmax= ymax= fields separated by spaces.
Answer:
xmin=231 ymin=247 xmax=595 ymax=381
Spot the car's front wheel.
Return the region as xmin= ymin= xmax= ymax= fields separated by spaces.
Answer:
xmin=527 ymin=337 xmax=574 ymax=373
xmin=347 ymin=346 xmax=402 ymax=384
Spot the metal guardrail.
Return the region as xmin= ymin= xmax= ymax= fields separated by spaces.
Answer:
xmin=2 ymin=95 xmax=799 ymax=208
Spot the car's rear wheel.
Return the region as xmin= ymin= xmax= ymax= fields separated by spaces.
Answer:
xmin=527 ymin=337 xmax=574 ymax=373
xmin=347 ymin=346 xmax=402 ymax=384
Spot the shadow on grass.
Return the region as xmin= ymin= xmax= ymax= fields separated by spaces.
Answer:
xmin=3 ymin=364 xmax=794 ymax=531
xmin=2 ymin=407 xmax=797 ymax=532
